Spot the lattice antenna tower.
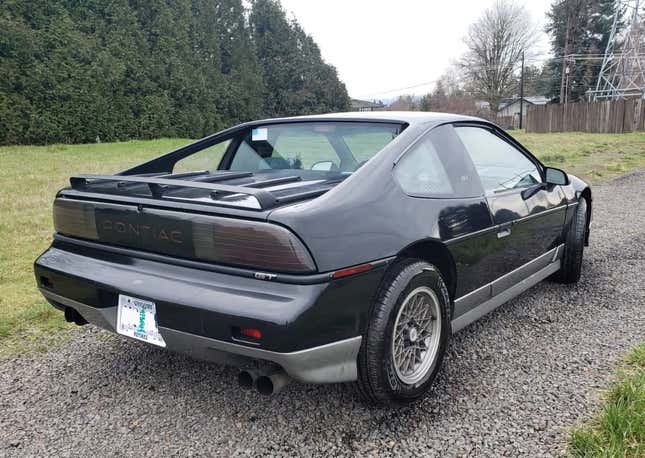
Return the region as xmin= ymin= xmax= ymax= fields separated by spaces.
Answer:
xmin=592 ymin=0 xmax=645 ymax=100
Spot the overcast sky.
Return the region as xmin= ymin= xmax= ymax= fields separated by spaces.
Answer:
xmin=278 ymin=0 xmax=552 ymax=99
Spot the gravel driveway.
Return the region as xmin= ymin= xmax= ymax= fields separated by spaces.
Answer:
xmin=2 ymin=171 xmax=644 ymax=457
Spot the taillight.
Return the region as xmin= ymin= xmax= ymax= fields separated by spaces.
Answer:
xmin=192 ymin=216 xmax=316 ymax=273
xmin=53 ymin=199 xmax=99 ymax=241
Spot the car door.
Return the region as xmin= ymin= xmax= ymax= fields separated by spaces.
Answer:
xmin=391 ymin=124 xmax=497 ymax=307
xmin=453 ymin=124 xmax=566 ymax=294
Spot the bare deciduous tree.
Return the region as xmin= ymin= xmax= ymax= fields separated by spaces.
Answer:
xmin=389 ymin=95 xmax=418 ymax=111
xmin=461 ymin=0 xmax=539 ymax=112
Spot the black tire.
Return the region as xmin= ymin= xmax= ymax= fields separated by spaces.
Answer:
xmin=554 ymin=197 xmax=588 ymax=284
xmin=356 ymin=259 xmax=451 ymax=406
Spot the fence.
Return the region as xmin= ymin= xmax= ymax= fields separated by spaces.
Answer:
xmin=526 ymin=99 xmax=645 ymax=133
xmin=495 ymin=115 xmax=518 ymax=130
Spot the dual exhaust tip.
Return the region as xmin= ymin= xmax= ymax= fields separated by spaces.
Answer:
xmin=238 ymin=368 xmax=291 ymax=396
xmin=64 ymin=307 xmax=88 ymax=326
xmin=64 ymin=304 xmax=289 ymax=395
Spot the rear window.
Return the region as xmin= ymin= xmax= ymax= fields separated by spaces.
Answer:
xmin=227 ymin=122 xmax=403 ymax=173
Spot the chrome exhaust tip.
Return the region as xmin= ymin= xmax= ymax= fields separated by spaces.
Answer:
xmin=255 ymin=370 xmax=291 ymax=396
xmin=237 ymin=369 xmax=260 ymax=390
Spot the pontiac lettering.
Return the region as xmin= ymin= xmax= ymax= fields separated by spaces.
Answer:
xmin=101 ymin=219 xmax=183 ymax=244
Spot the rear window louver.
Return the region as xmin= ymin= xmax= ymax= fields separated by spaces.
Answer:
xmin=69 ymin=174 xmax=332 ymax=211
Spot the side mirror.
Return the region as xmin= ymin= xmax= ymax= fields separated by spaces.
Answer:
xmin=545 ymin=167 xmax=569 ymax=185
xmin=311 ymin=160 xmax=334 ymax=172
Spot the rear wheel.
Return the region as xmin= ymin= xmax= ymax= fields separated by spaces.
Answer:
xmin=554 ymin=197 xmax=588 ymax=284
xmin=356 ymin=259 xmax=450 ymax=405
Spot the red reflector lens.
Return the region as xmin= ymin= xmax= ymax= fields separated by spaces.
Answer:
xmin=241 ymin=328 xmax=262 ymax=339
xmin=331 ymin=263 xmax=373 ymax=279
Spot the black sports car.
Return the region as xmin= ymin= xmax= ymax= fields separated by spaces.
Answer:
xmin=35 ymin=112 xmax=591 ymax=405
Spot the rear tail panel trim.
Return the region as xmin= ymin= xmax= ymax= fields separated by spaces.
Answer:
xmin=53 ymin=198 xmax=316 ymax=273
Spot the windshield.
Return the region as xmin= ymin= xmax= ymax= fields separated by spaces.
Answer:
xmin=174 ymin=122 xmax=404 ymax=175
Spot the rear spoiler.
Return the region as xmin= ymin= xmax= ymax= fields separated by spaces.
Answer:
xmin=69 ymin=174 xmax=330 ymax=210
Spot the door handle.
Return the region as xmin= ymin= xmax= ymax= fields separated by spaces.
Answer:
xmin=497 ymin=226 xmax=512 ymax=239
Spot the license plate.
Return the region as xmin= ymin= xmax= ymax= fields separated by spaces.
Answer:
xmin=116 ymin=294 xmax=166 ymax=347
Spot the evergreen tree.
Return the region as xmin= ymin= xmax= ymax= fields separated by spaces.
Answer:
xmin=418 ymin=94 xmax=431 ymax=112
xmin=0 ymin=0 xmax=350 ymax=145
xmin=544 ymin=0 xmax=622 ymax=102
xmin=249 ymin=0 xmax=349 ymax=117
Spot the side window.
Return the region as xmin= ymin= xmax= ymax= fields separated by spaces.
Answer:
xmin=342 ymin=130 xmax=397 ymax=163
xmin=229 ymin=140 xmax=273 ymax=171
xmin=394 ymin=135 xmax=454 ymax=196
xmin=173 ymin=140 xmax=230 ymax=173
xmin=455 ymin=126 xmax=541 ymax=194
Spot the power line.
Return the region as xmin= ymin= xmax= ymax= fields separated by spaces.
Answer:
xmin=354 ymin=80 xmax=437 ymax=99
xmin=593 ymin=0 xmax=645 ymax=100
xmin=356 ymin=49 xmax=645 ymax=100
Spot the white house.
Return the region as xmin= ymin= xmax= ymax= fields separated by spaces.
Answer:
xmin=497 ymin=96 xmax=549 ymax=118
xmin=350 ymin=99 xmax=386 ymax=112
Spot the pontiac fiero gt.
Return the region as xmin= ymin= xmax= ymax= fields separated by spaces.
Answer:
xmin=35 ymin=112 xmax=591 ymax=404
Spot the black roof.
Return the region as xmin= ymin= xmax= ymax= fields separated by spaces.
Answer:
xmin=111 ymin=110 xmax=494 ymax=213
xmin=248 ymin=111 xmax=483 ymax=127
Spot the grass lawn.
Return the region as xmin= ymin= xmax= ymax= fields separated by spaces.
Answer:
xmin=569 ymin=344 xmax=645 ymax=457
xmin=510 ymin=130 xmax=645 ymax=181
xmin=0 ymin=139 xmax=189 ymax=354
xmin=1 ymin=131 xmax=645 ymax=355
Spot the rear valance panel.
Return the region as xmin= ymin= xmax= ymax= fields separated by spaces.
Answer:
xmin=53 ymin=198 xmax=316 ymax=273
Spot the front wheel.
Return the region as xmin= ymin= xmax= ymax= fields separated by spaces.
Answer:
xmin=553 ymin=197 xmax=588 ymax=284
xmin=356 ymin=259 xmax=451 ymax=405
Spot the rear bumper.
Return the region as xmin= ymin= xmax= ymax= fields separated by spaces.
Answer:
xmin=40 ymin=289 xmax=361 ymax=383
xmin=35 ymin=239 xmax=387 ymax=383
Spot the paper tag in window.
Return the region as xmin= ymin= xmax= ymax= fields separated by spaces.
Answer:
xmin=252 ymin=128 xmax=268 ymax=141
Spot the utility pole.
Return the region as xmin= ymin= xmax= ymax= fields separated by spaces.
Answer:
xmin=519 ymin=51 xmax=525 ymax=129
xmin=565 ymin=64 xmax=571 ymax=105
xmin=560 ymin=2 xmax=572 ymax=104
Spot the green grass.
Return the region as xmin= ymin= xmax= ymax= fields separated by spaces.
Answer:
xmin=510 ymin=130 xmax=645 ymax=181
xmin=568 ymin=344 xmax=645 ymax=457
xmin=0 ymin=138 xmax=189 ymax=355
xmin=1 ymin=131 xmax=645 ymax=355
